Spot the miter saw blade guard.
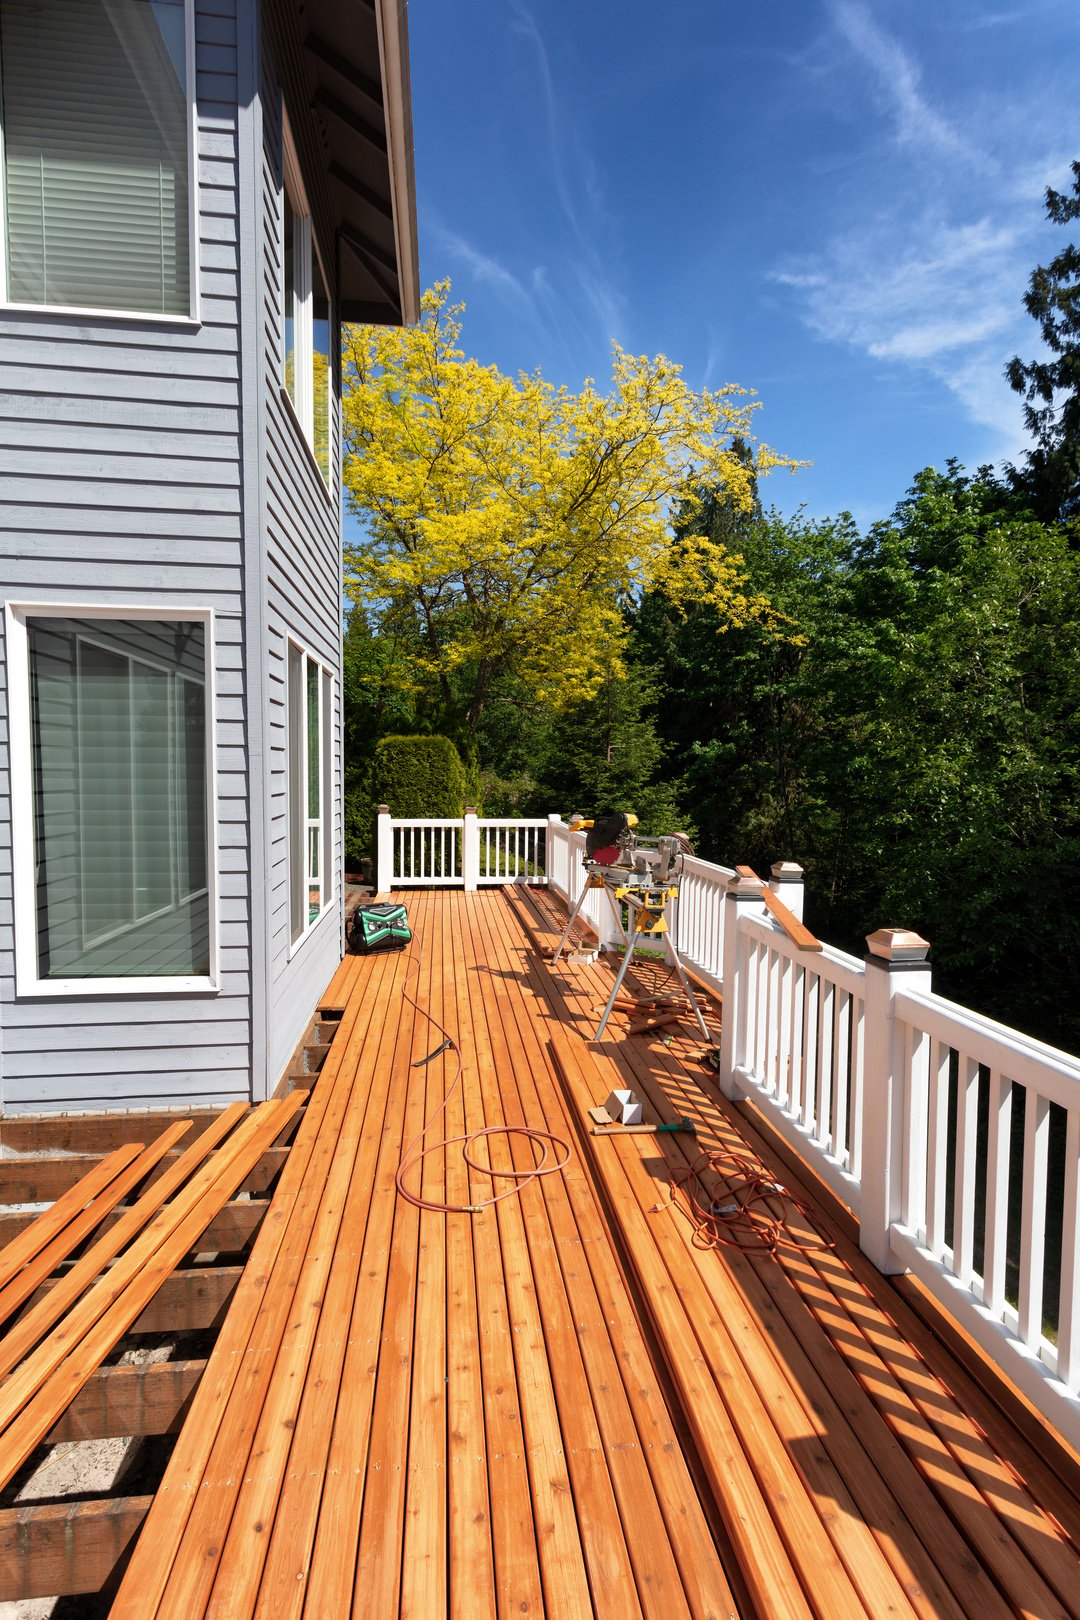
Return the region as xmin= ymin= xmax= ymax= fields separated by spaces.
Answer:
xmin=585 ymin=811 xmax=632 ymax=866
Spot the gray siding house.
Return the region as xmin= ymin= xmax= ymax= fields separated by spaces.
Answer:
xmin=0 ymin=0 xmax=419 ymax=1112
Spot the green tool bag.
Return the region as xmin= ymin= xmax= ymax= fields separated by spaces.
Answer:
xmin=347 ymin=901 xmax=411 ymax=954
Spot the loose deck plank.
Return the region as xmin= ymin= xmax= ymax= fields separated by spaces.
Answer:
xmin=0 ymin=1097 xmax=303 ymax=1495
xmin=0 ymin=1144 xmax=146 ymax=1292
xmin=0 ymin=1125 xmax=190 ymax=1326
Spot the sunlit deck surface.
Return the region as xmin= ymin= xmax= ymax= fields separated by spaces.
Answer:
xmin=112 ymin=887 xmax=1080 ymax=1619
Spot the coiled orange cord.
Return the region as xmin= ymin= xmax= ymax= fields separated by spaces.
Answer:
xmin=666 ymin=1146 xmax=835 ymax=1257
xmin=394 ymin=940 xmax=572 ymax=1215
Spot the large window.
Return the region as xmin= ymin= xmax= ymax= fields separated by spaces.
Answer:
xmin=282 ymin=115 xmax=332 ymax=485
xmin=7 ymin=607 xmax=215 ymax=992
xmin=288 ymin=642 xmax=333 ymax=947
xmin=0 ymin=0 xmax=194 ymax=317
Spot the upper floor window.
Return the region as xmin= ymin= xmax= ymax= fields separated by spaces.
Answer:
xmin=0 ymin=0 xmax=195 ymax=318
xmin=282 ymin=112 xmax=332 ymax=486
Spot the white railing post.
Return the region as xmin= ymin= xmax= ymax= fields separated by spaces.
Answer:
xmin=547 ymin=813 xmax=565 ymax=896
xmin=719 ymin=872 xmax=766 ymax=1100
xmin=860 ymin=927 xmax=932 ymax=1274
xmin=376 ymin=805 xmax=394 ymax=894
xmin=463 ymin=806 xmax=479 ymax=892
xmin=769 ymin=860 xmax=805 ymax=923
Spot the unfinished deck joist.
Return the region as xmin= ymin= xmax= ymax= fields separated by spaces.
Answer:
xmin=7 ymin=886 xmax=1080 ymax=1615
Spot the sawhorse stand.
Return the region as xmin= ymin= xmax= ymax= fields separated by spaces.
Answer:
xmin=551 ymin=870 xmax=711 ymax=1042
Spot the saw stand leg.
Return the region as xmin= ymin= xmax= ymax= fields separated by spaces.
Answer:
xmin=550 ymin=873 xmax=625 ymax=965
xmin=595 ymin=904 xmax=712 ymax=1043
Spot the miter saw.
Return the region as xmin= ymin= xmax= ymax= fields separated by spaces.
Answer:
xmin=550 ymin=812 xmax=711 ymax=1041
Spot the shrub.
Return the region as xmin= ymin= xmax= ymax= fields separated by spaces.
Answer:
xmin=372 ymin=734 xmax=468 ymax=818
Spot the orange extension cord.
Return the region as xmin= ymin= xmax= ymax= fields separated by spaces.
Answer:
xmin=665 ymin=1144 xmax=836 ymax=1258
xmin=394 ymin=941 xmax=572 ymax=1215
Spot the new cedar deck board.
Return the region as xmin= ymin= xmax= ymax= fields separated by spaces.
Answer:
xmin=298 ymin=909 xmax=442 ymax=1618
xmin=465 ymin=897 xmax=647 ymax=1620
xmin=518 ymin=889 xmax=1080 ymax=1620
xmin=108 ymin=955 xmax=377 ymax=1618
xmin=442 ymin=894 xmax=544 ymax=1620
xmin=479 ymin=893 xmax=739 ymax=1620
xmin=457 ymin=899 xmax=595 ymax=1619
xmin=441 ymin=892 xmax=499 ymax=1620
xmin=155 ymin=950 xmax=402 ymax=1620
xmin=84 ymin=886 xmax=1080 ymax=1620
xmin=249 ymin=934 xmax=419 ymax=1618
xmin=200 ymin=946 xmax=413 ymax=1619
xmin=684 ymin=1059 xmax=1080 ymax=1620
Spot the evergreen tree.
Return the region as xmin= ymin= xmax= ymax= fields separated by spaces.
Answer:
xmin=1006 ymin=160 xmax=1080 ymax=521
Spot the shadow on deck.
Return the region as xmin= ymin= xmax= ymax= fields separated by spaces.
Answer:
xmin=7 ymin=886 xmax=1080 ymax=1618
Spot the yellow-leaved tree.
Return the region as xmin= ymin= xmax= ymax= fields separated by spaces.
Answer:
xmin=342 ymin=281 xmax=801 ymax=727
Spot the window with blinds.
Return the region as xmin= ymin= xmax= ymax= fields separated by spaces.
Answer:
xmin=28 ymin=617 xmax=210 ymax=978
xmin=0 ymin=0 xmax=192 ymax=315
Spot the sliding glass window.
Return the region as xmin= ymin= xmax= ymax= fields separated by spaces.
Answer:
xmin=27 ymin=617 xmax=209 ymax=979
xmin=0 ymin=0 xmax=193 ymax=315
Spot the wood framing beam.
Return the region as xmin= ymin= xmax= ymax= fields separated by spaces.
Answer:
xmin=45 ymin=1359 xmax=206 ymax=1444
xmin=0 ymin=1197 xmax=269 ymax=1254
xmin=30 ymin=1265 xmax=242 ymax=1336
xmin=0 ymin=1495 xmax=152 ymax=1601
xmin=0 ymin=1110 xmax=227 ymax=1157
xmin=0 ymin=1146 xmax=290 ymax=1206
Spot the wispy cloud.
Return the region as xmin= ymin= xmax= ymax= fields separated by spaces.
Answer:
xmin=773 ymin=212 xmax=1033 ymax=459
xmin=826 ymin=0 xmax=973 ymax=160
xmin=505 ymin=0 xmax=626 ymax=353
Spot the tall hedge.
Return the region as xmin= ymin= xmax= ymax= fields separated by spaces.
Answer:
xmin=373 ymin=734 xmax=467 ymax=818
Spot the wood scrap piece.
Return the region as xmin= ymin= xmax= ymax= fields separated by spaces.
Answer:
xmin=0 ymin=1101 xmax=247 ymax=1383
xmin=626 ymin=1013 xmax=680 ymax=1037
xmin=0 ymin=1123 xmax=191 ymax=1329
xmin=0 ymin=1143 xmax=145 ymax=1292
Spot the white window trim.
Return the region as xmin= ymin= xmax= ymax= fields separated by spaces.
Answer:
xmin=6 ymin=601 xmax=219 ymax=998
xmin=0 ymin=0 xmax=200 ymax=324
xmin=281 ymin=106 xmax=334 ymax=495
xmin=287 ymin=636 xmax=335 ymax=959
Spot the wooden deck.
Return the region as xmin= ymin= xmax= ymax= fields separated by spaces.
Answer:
xmin=35 ymin=886 xmax=1080 ymax=1617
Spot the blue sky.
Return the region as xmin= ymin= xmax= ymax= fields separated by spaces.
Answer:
xmin=406 ymin=0 xmax=1080 ymax=528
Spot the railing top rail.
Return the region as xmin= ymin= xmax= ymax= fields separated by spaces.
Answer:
xmin=678 ymin=852 xmax=738 ymax=882
xmin=477 ymin=817 xmax=548 ymax=828
xmin=389 ymin=817 xmax=462 ymax=829
xmin=740 ymin=908 xmax=866 ymax=992
xmin=894 ymin=982 xmax=1080 ymax=1090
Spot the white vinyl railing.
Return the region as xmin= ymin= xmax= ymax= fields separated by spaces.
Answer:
xmin=377 ymin=808 xmax=546 ymax=891
xmin=375 ymin=810 xmax=1080 ymax=1449
xmin=477 ymin=818 xmax=547 ymax=886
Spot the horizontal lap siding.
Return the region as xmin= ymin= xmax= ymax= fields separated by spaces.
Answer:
xmin=0 ymin=0 xmax=252 ymax=1113
xmin=259 ymin=39 xmax=344 ymax=1086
